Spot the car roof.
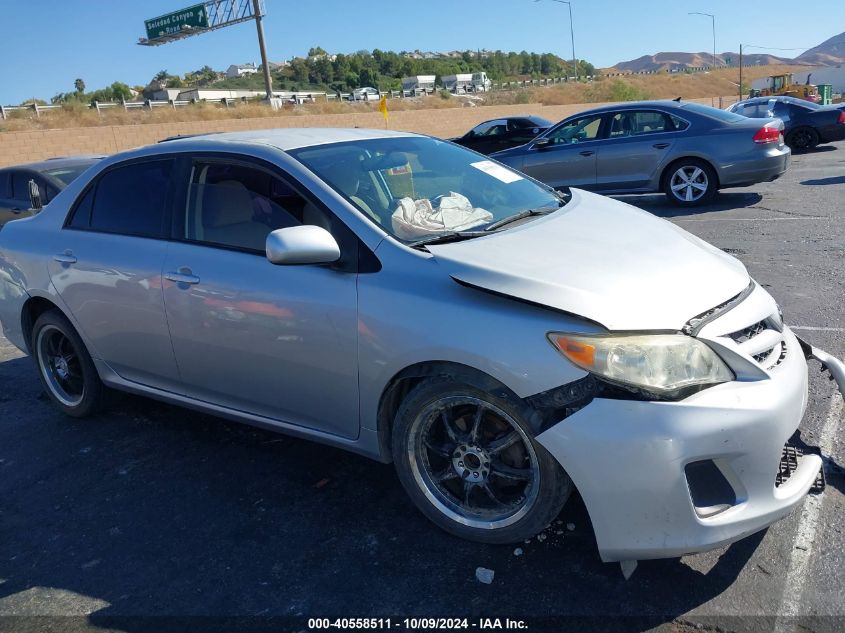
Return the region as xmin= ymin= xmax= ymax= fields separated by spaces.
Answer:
xmin=0 ymin=155 xmax=104 ymax=173
xmin=156 ymin=127 xmax=417 ymax=152
xmin=742 ymin=96 xmax=806 ymax=105
xmin=476 ymin=115 xmax=550 ymax=124
xmin=562 ymin=100 xmax=687 ymax=117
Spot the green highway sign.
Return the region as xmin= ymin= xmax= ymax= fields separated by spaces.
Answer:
xmin=144 ymin=4 xmax=209 ymax=41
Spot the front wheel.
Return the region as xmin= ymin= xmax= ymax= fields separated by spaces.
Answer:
xmin=392 ymin=378 xmax=572 ymax=544
xmin=663 ymin=159 xmax=717 ymax=206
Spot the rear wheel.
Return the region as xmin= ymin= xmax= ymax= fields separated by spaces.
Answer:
xmin=786 ymin=127 xmax=819 ymax=152
xmin=32 ymin=310 xmax=105 ymax=418
xmin=392 ymin=378 xmax=572 ymax=544
xmin=663 ymin=159 xmax=717 ymax=206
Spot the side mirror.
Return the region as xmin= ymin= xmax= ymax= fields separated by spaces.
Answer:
xmin=533 ymin=137 xmax=551 ymax=150
xmin=266 ymin=225 xmax=341 ymax=265
xmin=28 ymin=179 xmax=43 ymax=212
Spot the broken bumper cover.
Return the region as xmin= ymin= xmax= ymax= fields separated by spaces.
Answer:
xmin=798 ymin=335 xmax=845 ymax=396
xmin=536 ymin=327 xmax=832 ymax=562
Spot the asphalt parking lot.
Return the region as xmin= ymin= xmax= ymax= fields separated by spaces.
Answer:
xmin=0 ymin=142 xmax=843 ymax=633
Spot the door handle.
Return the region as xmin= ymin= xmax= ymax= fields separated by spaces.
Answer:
xmin=653 ymin=143 xmax=670 ymax=149
xmin=53 ymin=251 xmax=77 ymax=265
xmin=579 ymin=150 xmax=595 ymax=157
xmin=165 ymin=270 xmax=200 ymax=285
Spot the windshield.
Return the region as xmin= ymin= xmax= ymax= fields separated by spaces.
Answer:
xmin=680 ymin=102 xmax=747 ymax=123
xmin=289 ymin=136 xmax=563 ymax=242
xmin=43 ymin=163 xmax=96 ymax=186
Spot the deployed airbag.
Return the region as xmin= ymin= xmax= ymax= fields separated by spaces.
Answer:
xmin=391 ymin=192 xmax=492 ymax=240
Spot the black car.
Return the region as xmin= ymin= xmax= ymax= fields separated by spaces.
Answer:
xmin=0 ymin=156 xmax=102 ymax=228
xmin=451 ymin=116 xmax=553 ymax=154
xmin=728 ymin=96 xmax=845 ymax=151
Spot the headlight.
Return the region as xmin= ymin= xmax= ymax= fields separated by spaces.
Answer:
xmin=547 ymin=333 xmax=734 ymax=397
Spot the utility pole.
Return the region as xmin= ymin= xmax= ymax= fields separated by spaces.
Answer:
xmin=252 ymin=0 xmax=273 ymax=100
xmin=538 ymin=0 xmax=578 ymax=81
xmin=739 ymin=43 xmax=743 ymax=101
xmin=689 ymin=12 xmax=716 ymax=105
xmin=689 ymin=12 xmax=717 ymax=71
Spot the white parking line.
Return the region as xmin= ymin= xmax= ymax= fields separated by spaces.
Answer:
xmin=790 ymin=326 xmax=845 ymax=333
xmin=774 ymin=393 xmax=844 ymax=631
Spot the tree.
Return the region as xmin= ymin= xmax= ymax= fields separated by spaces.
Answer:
xmin=74 ymin=78 xmax=85 ymax=94
xmin=154 ymin=69 xmax=169 ymax=82
xmin=110 ymin=82 xmax=133 ymax=102
xmin=290 ymin=58 xmax=309 ymax=84
xmin=308 ymin=46 xmax=327 ymax=57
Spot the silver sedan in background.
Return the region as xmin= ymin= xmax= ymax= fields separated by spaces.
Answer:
xmin=491 ymin=100 xmax=790 ymax=206
xmin=0 ymin=129 xmax=841 ymax=575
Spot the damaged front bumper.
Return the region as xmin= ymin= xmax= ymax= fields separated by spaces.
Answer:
xmin=798 ymin=335 xmax=845 ymax=396
xmin=536 ymin=326 xmax=844 ymax=563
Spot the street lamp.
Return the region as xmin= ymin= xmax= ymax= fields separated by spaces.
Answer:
xmin=689 ymin=12 xmax=717 ymax=72
xmin=535 ymin=0 xmax=578 ymax=81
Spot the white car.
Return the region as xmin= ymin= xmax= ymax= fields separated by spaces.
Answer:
xmin=0 ymin=128 xmax=842 ymax=577
xmin=350 ymin=87 xmax=380 ymax=101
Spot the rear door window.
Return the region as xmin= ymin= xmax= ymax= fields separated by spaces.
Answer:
xmin=0 ymin=171 xmax=10 ymax=199
xmin=87 ymin=160 xmax=174 ymax=238
xmin=469 ymin=120 xmax=507 ymax=137
xmin=608 ymin=111 xmax=673 ymax=137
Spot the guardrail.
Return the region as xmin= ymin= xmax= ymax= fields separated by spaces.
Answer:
xmin=0 ymin=97 xmax=254 ymax=119
xmin=1 ymin=67 xmax=723 ymax=120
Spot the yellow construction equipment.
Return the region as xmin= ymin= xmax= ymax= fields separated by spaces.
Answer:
xmin=750 ymin=73 xmax=820 ymax=103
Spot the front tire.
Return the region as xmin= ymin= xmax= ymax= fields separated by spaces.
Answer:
xmin=392 ymin=378 xmax=572 ymax=544
xmin=786 ymin=127 xmax=819 ymax=152
xmin=32 ymin=310 xmax=105 ymax=418
xmin=663 ymin=159 xmax=717 ymax=206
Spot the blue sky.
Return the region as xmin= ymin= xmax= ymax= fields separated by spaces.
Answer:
xmin=1 ymin=0 xmax=842 ymax=104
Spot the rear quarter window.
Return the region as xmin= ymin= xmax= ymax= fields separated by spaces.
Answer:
xmin=67 ymin=187 xmax=95 ymax=229
xmin=0 ymin=172 xmax=9 ymax=198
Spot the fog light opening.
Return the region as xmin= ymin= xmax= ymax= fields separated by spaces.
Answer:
xmin=685 ymin=460 xmax=738 ymax=519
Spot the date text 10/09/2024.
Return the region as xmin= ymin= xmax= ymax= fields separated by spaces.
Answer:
xmin=307 ymin=618 xmax=529 ymax=630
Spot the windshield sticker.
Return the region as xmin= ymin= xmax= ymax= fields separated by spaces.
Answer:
xmin=470 ymin=160 xmax=523 ymax=184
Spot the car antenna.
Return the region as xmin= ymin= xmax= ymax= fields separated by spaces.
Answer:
xmin=673 ymin=97 xmax=682 ymax=102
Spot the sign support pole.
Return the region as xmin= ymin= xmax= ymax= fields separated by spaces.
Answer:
xmin=252 ymin=0 xmax=273 ymax=100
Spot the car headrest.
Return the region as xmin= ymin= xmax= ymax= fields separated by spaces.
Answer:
xmin=203 ymin=180 xmax=254 ymax=228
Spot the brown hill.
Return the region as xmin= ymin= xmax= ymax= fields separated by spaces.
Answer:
xmin=611 ymin=30 xmax=845 ymax=72
xmin=611 ymin=51 xmax=791 ymax=73
xmin=797 ymin=30 xmax=845 ymax=65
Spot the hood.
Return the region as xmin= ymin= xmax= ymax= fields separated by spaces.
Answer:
xmin=428 ymin=189 xmax=750 ymax=331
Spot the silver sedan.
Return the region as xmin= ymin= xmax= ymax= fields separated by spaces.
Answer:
xmin=491 ymin=100 xmax=791 ymax=206
xmin=0 ymin=129 xmax=841 ymax=574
